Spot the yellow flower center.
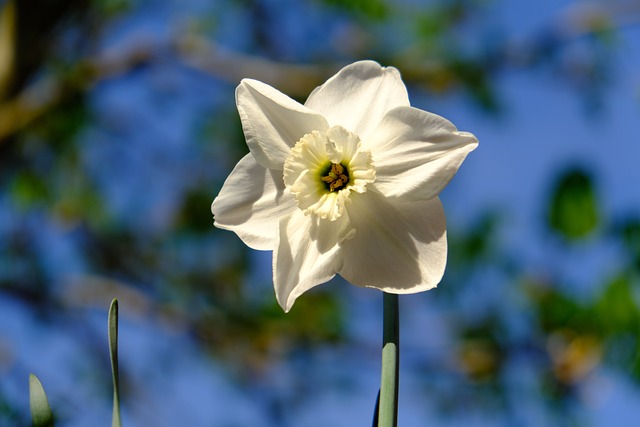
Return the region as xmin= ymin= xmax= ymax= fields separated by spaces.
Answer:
xmin=283 ymin=125 xmax=375 ymax=221
xmin=321 ymin=162 xmax=350 ymax=192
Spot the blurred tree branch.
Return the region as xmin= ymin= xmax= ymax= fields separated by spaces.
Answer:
xmin=0 ymin=0 xmax=16 ymax=100
xmin=175 ymin=34 xmax=334 ymax=96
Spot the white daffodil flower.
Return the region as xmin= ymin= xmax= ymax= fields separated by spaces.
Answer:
xmin=212 ymin=60 xmax=478 ymax=312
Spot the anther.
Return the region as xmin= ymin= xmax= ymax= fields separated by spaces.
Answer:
xmin=321 ymin=163 xmax=349 ymax=192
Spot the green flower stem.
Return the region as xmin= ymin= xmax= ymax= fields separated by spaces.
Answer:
xmin=378 ymin=292 xmax=399 ymax=427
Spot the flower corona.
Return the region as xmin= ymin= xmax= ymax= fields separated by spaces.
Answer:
xmin=283 ymin=126 xmax=375 ymax=221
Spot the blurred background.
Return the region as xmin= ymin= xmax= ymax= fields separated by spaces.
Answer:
xmin=1 ymin=0 xmax=640 ymax=425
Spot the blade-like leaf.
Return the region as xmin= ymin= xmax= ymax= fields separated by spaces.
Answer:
xmin=29 ymin=374 xmax=54 ymax=427
xmin=108 ymin=299 xmax=122 ymax=427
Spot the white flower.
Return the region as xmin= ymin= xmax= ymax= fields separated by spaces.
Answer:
xmin=211 ymin=60 xmax=478 ymax=312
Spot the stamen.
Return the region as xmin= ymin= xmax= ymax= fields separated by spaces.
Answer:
xmin=282 ymin=125 xmax=375 ymax=220
xmin=321 ymin=163 xmax=350 ymax=192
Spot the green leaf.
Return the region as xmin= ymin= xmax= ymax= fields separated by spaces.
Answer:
xmin=448 ymin=57 xmax=500 ymax=112
xmin=594 ymin=276 xmax=640 ymax=335
xmin=29 ymin=374 xmax=53 ymax=427
xmin=530 ymin=285 xmax=592 ymax=333
xmin=10 ymin=172 xmax=49 ymax=209
xmin=321 ymin=0 xmax=388 ymax=20
xmin=108 ymin=299 xmax=122 ymax=427
xmin=614 ymin=217 xmax=640 ymax=272
xmin=547 ymin=167 xmax=599 ymax=241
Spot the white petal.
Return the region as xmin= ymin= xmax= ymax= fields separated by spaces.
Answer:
xmin=212 ymin=154 xmax=296 ymax=250
xmin=274 ymin=210 xmax=351 ymax=312
xmin=339 ymin=190 xmax=447 ymax=293
xmin=237 ymin=79 xmax=329 ymax=170
xmin=369 ymin=106 xmax=478 ymax=201
xmin=304 ymin=61 xmax=409 ymax=140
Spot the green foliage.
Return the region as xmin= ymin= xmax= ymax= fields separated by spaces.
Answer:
xmin=454 ymin=211 xmax=500 ymax=264
xmin=217 ymin=290 xmax=344 ymax=354
xmin=615 ymin=217 xmax=640 ymax=272
xmin=594 ymin=276 xmax=640 ymax=335
xmin=92 ymin=0 xmax=131 ymax=17
xmin=0 ymin=390 xmax=25 ymax=426
xmin=533 ymin=274 xmax=640 ymax=339
xmin=415 ymin=2 xmax=469 ymax=41
xmin=458 ymin=319 xmax=504 ymax=384
xmin=278 ymin=292 xmax=344 ymax=343
xmin=533 ymin=286 xmax=592 ymax=334
xmin=31 ymin=96 xmax=89 ymax=151
xmin=10 ymin=171 xmax=49 ymax=209
xmin=449 ymin=57 xmax=499 ymax=112
xmin=320 ymin=0 xmax=388 ymax=20
xmin=547 ymin=167 xmax=599 ymax=241
xmin=29 ymin=374 xmax=53 ymax=427
xmin=178 ymin=190 xmax=218 ymax=233
xmin=530 ymin=272 xmax=640 ymax=389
